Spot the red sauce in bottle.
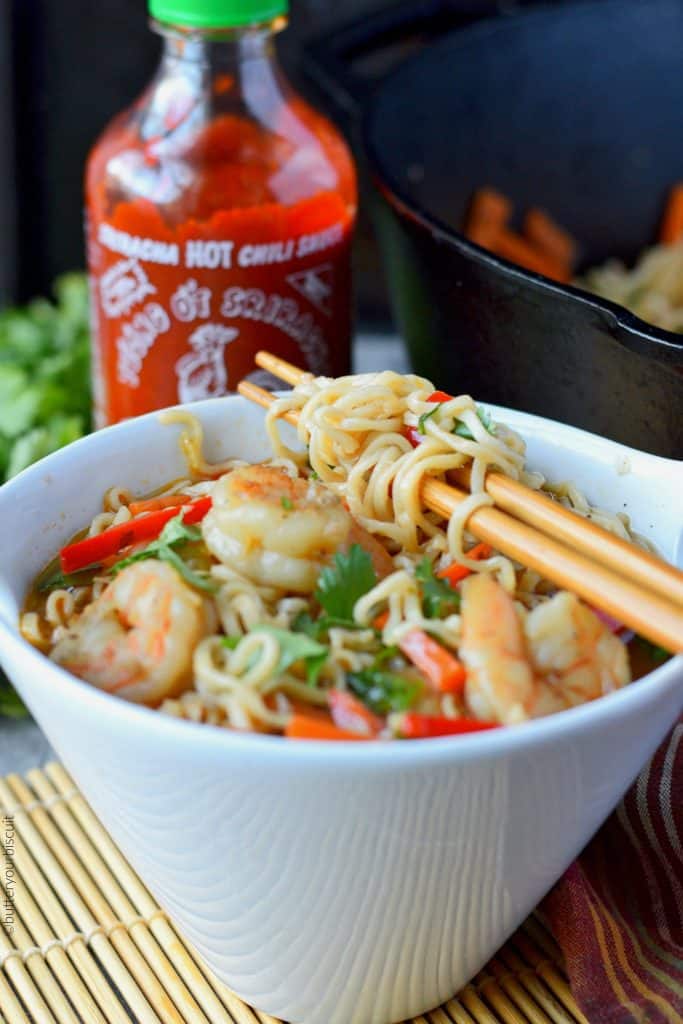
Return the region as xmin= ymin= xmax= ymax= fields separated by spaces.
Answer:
xmin=85 ymin=15 xmax=356 ymax=426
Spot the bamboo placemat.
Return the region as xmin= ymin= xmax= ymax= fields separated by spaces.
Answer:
xmin=0 ymin=763 xmax=589 ymax=1024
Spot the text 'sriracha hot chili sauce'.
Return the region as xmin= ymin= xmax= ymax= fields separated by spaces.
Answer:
xmin=85 ymin=0 xmax=356 ymax=426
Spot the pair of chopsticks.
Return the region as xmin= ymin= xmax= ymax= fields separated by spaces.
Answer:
xmin=238 ymin=351 xmax=683 ymax=653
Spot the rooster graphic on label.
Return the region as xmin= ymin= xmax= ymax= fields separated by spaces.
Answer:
xmin=175 ymin=323 xmax=238 ymax=402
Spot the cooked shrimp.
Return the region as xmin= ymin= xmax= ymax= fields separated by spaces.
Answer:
xmin=524 ymin=591 xmax=630 ymax=712
xmin=50 ymin=561 xmax=215 ymax=704
xmin=460 ymin=576 xmax=631 ymax=725
xmin=202 ymin=465 xmax=393 ymax=592
xmin=460 ymin=572 xmax=536 ymax=725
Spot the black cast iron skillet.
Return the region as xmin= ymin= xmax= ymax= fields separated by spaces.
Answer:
xmin=304 ymin=0 xmax=683 ymax=457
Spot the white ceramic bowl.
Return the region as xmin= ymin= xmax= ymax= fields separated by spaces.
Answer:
xmin=0 ymin=396 xmax=681 ymax=1024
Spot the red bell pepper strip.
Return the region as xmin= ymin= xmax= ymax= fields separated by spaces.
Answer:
xmin=399 ymin=629 xmax=467 ymax=694
xmin=437 ymin=543 xmax=493 ymax=586
xmin=329 ymin=690 xmax=383 ymax=737
xmin=60 ymin=496 xmax=212 ymax=574
xmin=404 ymin=391 xmax=455 ymax=448
xmin=399 ymin=714 xmax=500 ymax=739
xmin=127 ymin=494 xmax=191 ymax=517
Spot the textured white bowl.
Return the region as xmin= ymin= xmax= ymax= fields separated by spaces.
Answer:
xmin=0 ymin=396 xmax=681 ymax=1024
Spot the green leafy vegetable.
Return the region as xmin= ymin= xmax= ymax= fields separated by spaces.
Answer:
xmin=315 ymin=545 xmax=377 ymax=622
xmin=0 ymin=273 xmax=91 ymax=483
xmin=281 ymin=496 xmax=293 ymax=510
xmin=453 ymin=407 xmax=496 ymax=441
xmin=37 ymin=563 xmax=101 ymax=594
xmin=221 ymin=636 xmax=240 ymax=650
xmin=415 ymin=557 xmax=460 ymax=618
xmin=418 ymin=404 xmax=442 ymax=435
xmin=0 ymin=678 xmax=28 ymax=719
xmin=113 ymin=515 xmax=217 ymax=592
xmin=251 ymin=626 xmax=328 ymax=686
xmin=348 ymin=666 xmax=421 ymax=715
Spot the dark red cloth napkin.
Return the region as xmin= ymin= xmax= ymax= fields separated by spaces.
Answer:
xmin=543 ymin=716 xmax=683 ymax=1023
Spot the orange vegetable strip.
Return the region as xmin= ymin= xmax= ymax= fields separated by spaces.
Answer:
xmin=437 ymin=543 xmax=493 ymax=586
xmin=398 ymin=629 xmax=466 ymax=695
xmin=523 ymin=208 xmax=577 ymax=270
xmin=465 ymin=188 xmax=512 ymax=248
xmin=285 ymin=710 xmax=372 ymax=741
xmin=496 ymin=229 xmax=570 ymax=282
xmin=373 ymin=610 xmax=390 ymax=630
xmin=128 ymin=494 xmax=191 ymax=516
xmin=659 ymin=183 xmax=683 ymax=244
xmin=329 ymin=691 xmax=382 ymax=736
xmin=399 ymin=714 xmax=500 ymax=739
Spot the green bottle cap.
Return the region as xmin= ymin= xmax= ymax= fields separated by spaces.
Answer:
xmin=149 ymin=0 xmax=287 ymax=29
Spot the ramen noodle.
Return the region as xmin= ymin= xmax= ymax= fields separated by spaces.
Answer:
xmin=23 ymin=371 xmax=669 ymax=741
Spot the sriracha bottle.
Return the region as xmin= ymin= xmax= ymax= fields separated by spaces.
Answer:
xmin=85 ymin=0 xmax=356 ymax=426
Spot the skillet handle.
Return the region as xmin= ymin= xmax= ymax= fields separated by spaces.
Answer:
xmin=302 ymin=0 xmax=542 ymax=121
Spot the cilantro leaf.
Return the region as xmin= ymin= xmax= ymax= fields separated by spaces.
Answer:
xmin=251 ymin=626 xmax=328 ymax=686
xmin=221 ymin=636 xmax=240 ymax=650
xmin=348 ymin=667 xmax=421 ymax=715
xmin=315 ymin=545 xmax=377 ymax=622
xmin=415 ymin=557 xmax=460 ymax=618
xmin=453 ymin=407 xmax=496 ymax=441
xmin=418 ymin=403 xmax=442 ymax=435
xmin=113 ymin=513 xmax=216 ymax=592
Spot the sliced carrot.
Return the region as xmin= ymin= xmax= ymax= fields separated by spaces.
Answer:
xmin=437 ymin=543 xmax=493 ymax=586
xmin=465 ymin=188 xmax=512 ymax=248
xmin=329 ymin=691 xmax=383 ymax=737
xmin=496 ymin=229 xmax=570 ymax=282
xmin=285 ymin=708 xmax=372 ymax=741
xmin=373 ymin=610 xmax=390 ymax=630
xmin=398 ymin=629 xmax=466 ymax=695
xmin=523 ymin=208 xmax=577 ymax=270
xmin=659 ymin=183 xmax=683 ymax=244
xmin=128 ymin=494 xmax=191 ymax=517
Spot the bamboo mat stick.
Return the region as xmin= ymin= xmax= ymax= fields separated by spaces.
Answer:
xmin=458 ymin=985 xmax=502 ymax=1024
xmin=0 ymin=854 xmax=107 ymax=1024
xmin=0 ymin=904 xmax=79 ymax=1024
xmin=238 ymin=378 xmax=683 ymax=651
xmin=253 ymin=348 xmax=683 ymax=609
xmin=512 ymin=931 xmax=588 ymax=1024
xmin=450 ymin=466 xmax=683 ymax=607
xmin=494 ymin=947 xmax=578 ymax=1024
xmin=0 ymin=967 xmax=29 ymax=1024
xmin=0 ymin=820 xmax=112 ymax=1024
xmin=487 ymin=954 xmax=573 ymax=1024
xmin=17 ymin=772 xmax=208 ymax=1024
xmin=42 ymin=764 xmax=244 ymax=1024
xmin=473 ymin=967 xmax=529 ymax=1024
xmin=442 ymin=1002 xmax=478 ymax=1024
xmin=0 ymin=779 xmax=154 ymax=1024
xmin=0 ymin=920 xmax=57 ymax=1024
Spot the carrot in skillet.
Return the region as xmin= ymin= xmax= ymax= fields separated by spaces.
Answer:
xmin=285 ymin=708 xmax=373 ymax=741
xmin=128 ymin=494 xmax=191 ymax=516
xmin=398 ymin=629 xmax=466 ymax=694
xmin=437 ymin=543 xmax=493 ymax=586
xmin=465 ymin=188 xmax=512 ymax=248
xmin=496 ymin=229 xmax=570 ymax=282
xmin=659 ymin=183 xmax=683 ymax=244
xmin=523 ymin=208 xmax=577 ymax=271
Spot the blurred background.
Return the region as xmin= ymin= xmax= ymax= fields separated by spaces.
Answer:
xmin=0 ymin=0 xmax=568 ymax=324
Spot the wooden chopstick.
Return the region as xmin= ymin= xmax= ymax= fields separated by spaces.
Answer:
xmin=253 ymin=349 xmax=683 ymax=608
xmin=238 ymin=371 xmax=683 ymax=652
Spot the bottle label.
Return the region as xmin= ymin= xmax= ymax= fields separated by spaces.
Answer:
xmin=87 ymin=200 xmax=353 ymax=426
